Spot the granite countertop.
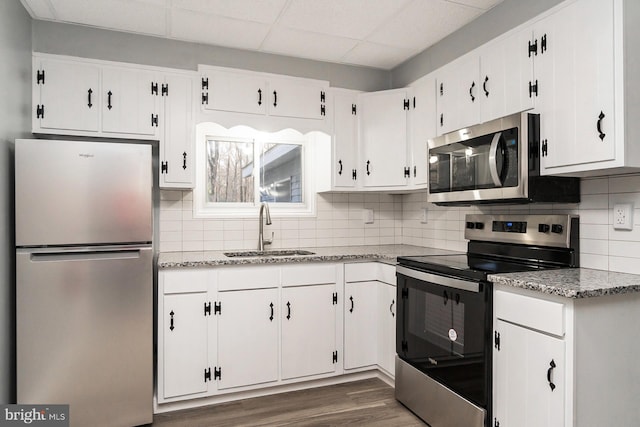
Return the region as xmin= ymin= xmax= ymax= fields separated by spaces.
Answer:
xmin=488 ymin=268 xmax=640 ymax=299
xmin=157 ymin=244 xmax=461 ymax=269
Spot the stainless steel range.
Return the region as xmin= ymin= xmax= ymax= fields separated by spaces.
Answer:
xmin=395 ymin=214 xmax=579 ymax=427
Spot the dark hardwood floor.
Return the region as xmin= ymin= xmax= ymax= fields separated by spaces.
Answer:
xmin=152 ymin=378 xmax=425 ymax=426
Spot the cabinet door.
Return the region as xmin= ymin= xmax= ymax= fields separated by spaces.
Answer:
xmin=332 ymin=90 xmax=358 ymax=188
xmin=377 ymin=282 xmax=396 ymax=376
xmin=408 ymin=77 xmax=436 ymax=187
xmin=344 ymin=281 xmax=378 ymax=369
xmin=456 ymin=52 xmax=481 ymax=131
xmin=494 ymin=319 xmax=565 ymax=427
xmin=203 ymin=70 xmax=267 ymax=115
xmin=34 ymin=58 xmax=101 ymax=133
xmin=102 ymin=67 xmax=158 ymax=137
xmin=162 ymin=292 xmax=209 ymax=399
xmin=359 ymin=89 xmax=409 ymax=188
xmin=281 ymin=284 xmax=337 ymax=380
xmin=268 ymin=77 xmax=327 ymax=120
xmin=161 ymin=74 xmax=194 ymax=188
xmin=217 ymin=288 xmax=279 ymax=390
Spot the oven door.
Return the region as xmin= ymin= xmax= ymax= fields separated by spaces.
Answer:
xmin=396 ymin=266 xmax=490 ymax=408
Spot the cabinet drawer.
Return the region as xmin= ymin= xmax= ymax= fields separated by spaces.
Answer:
xmin=281 ymin=264 xmax=337 ymax=286
xmin=378 ymin=263 xmax=396 ymax=285
xmin=345 ymin=262 xmax=379 ymax=282
xmin=495 ymin=290 xmax=565 ymax=337
xmin=162 ymin=269 xmax=209 ymax=294
xmin=218 ymin=266 xmax=279 ymax=291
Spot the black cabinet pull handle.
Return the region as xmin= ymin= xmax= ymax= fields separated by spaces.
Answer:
xmin=338 ymin=160 xmax=343 ymax=175
xmin=107 ymin=90 xmax=113 ymax=110
xmin=169 ymin=310 xmax=175 ymax=331
xmin=483 ymin=76 xmax=489 ymax=97
xmin=390 ymin=299 xmax=395 ymax=317
xmin=366 ymin=160 xmax=371 ymax=176
xmin=286 ymin=301 xmax=291 ymax=320
xmin=469 ymin=81 xmax=476 ymax=102
xmin=443 ymin=290 xmax=448 ymax=305
xmin=87 ymin=88 xmax=93 ymax=108
xmin=413 ymin=165 xmax=416 ymax=178
xmin=547 ymin=359 xmax=557 ymax=391
xmin=349 ymin=296 xmax=354 ymax=313
xmin=182 ymin=152 xmax=187 ymax=170
xmin=597 ymin=111 xmax=606 ymax=141
xmin=258 ymin=88 xmax=262 ymax=106
xmin=273 ymin=90 xmax=277 ymax=107
xmin=269 ymin=302 xmax=274 ymax=322
xmin=440 ymin=113 xmax=443 ymax=127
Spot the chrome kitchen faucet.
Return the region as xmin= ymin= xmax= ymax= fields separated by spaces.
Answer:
xmin=258 ymin=202 xmax=273 ymax=251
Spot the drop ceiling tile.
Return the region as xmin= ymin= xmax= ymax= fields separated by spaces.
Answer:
xmin=171 ymin=9 xmax=271 ymax=50
xmin=367 ymin=0 xmax=483 ymax=50
xmin=49 ymin=0 xmax=167 ymax=35
xmin=171 ymin=0 xmax=287 ymax=24
xmin=341 ymin=42 xmax=415 ymax=70
xmin=261 ymin=27 xmax=359 ymax=63
xmin=278 ymin=0 xmax=412 ymax=40
xmin=445 ymin=0 xmax=504 ymax=10
xmin=20 ymin=0 xmax=56 ymax=19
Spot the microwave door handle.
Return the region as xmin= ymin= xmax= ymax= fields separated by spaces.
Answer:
xmin=488 ymin=132 xmax=503 ymax=187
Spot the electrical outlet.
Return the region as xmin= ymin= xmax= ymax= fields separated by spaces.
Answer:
xmin=421 ymin=208 xmax=429 ymax=224
xmin=613 ymin=203 xmax=633 ymax=230
xmin=363 ymin=209 xmax=374 ymax=224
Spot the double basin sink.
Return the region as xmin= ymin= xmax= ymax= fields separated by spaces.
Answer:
xmin=224 ymin=249 xmax=316 ymax=258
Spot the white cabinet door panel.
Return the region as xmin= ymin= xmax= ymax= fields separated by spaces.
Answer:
xmin=344 ymin=281 xmax=378 ymax=369
xmin=204 ymin=71 xmax=267 ymax=115
xmin=377 ymin=282 xmax=396 ymax=376
xmin=408 ymin=77 xmax=436 ymax=187
xmin=269 ymin=78 xmax=326 ymax=120
xmin=161 ymin=74 xmax=194 ymax=188
xmin=332 ymin=90 xmax=358 ymax=188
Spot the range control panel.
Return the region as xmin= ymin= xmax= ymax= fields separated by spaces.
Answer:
xmin=464 ymin=214 xmax=578 ymax=248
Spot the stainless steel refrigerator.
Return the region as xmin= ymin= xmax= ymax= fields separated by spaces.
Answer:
xmin=15 ymin=139 xmax=153 ymax=427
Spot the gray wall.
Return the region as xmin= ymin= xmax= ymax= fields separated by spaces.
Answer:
xmin=391 ymin=0 xmax=564 ymax=87
xmin=0 ymin=1 xmax=32 ymax=403
xmin=31 ymin=20 xmax=390 ymax=92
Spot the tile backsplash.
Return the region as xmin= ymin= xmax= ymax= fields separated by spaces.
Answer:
xmin=159 ymin=173 xmax=640 ymax=275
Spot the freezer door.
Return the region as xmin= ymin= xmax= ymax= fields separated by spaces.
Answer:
xmin=17 ymin=246 xmax=153 ymax=427
xmin=15 ymin=139 xmax=152 ymax=246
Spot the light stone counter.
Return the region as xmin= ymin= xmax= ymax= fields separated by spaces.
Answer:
xmin=488 ymin=268 xmax=640 ymax=298
xmin=157 ymin=245 xmax=461 ymax=269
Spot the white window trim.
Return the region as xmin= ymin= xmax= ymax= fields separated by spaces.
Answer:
xmin=193 ymin=122 xmax=320 ymax=219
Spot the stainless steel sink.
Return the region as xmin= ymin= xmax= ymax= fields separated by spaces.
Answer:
xmin=223 ymin=249 xmax=316 ymax=257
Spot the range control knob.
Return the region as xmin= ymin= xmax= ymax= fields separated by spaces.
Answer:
xmin=466 ymin=222 xmax=475 ymax=229
xmin=551 ymin=224 xmax=564 ymax=234
xmin=474 ymin=222 xmax=484 ymax=230
xmin=538 ymin=224 xmax=550 ymax=233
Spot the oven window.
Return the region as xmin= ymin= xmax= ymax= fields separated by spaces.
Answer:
xmin=397 ymin=274 xmax=489 ymax=407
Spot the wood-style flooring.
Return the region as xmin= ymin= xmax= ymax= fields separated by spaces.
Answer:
xmin=152 ymin=378 xmax=425 ymax=426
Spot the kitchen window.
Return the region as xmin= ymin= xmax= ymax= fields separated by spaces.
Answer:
xmin=194 ymin=123 xmax=318 ymax=218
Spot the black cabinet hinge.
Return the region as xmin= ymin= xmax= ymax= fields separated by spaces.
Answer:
xmin=36 ymin=105 xmax=44 ymax=119
xmin=151 ymin=82 xmax=158 ymax=95
xmin=320 ymin=91 xmax=326 ymax=103
xmin=413 ymin=96 xmax=416 ymax=109
xmin=214 ymin=367 xmax=222 ymax=380
xmin=36 ymin=69 xmax=45 ymax=84
xmin=404 ymin=167 xmax=410 ymax=178
xmin=439 ymin=82 xmax=443 ymax=96
xmin=162 ymin=83 xmax=169 ymax=96
xmin=151 ymin=114 xmax=159 ymax=127
xmin=541 ymin=139 xmax=548 ymax=157
xmin=494 ymin=331 xmax=501 ymax=351
xmin=540 ymin=34 xmax=547 ymax=54
xmin=401 ymin=288 xmax=408 ymax=299
xmin=204 ymin=367 xmax=211 ymax=382
xmin=332 ymin=292 xmax=338 ymax=305
xmin=529 ymin=80 xmax=539 ymax=97
xmin=351 ymin=104 xmax=357 ymax=115
xmin=204 ymin=301 xmax=211 ymax=316
xmin=202 ymin=93 xmax=208 ymax=105
xmin=528 ymin=39 xmax=538 ymax=57
xmin=214 ymin=301 xmax=221 ymax=315
xmin=352 ymin=169 xmax=357 ymax=180
xmin=440 ymin=113 xmax=444 ymax=127
xmin=321 ymin=104 xmax=326 ymax=116
xmin=161 ymin=161 xmax=168 ymax=174
xmin=403 ymin=98 xmax=410 ymax=110
xmin=201 ymin=77 xmax=209 ymax=90
xmin=332 ymin=351 xmax=338 ymax=363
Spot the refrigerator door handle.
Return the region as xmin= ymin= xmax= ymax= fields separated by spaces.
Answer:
xmin=30 ymin=249 xmax=142 ymax=262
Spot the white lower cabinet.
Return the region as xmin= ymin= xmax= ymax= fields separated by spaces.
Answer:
xmin=344 ymin=281 xmax=378 ymax=369
xmin=377 ymin=282 xmax=396 ymax=376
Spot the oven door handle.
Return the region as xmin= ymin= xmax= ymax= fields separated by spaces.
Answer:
xmin=488 ymin=131 xmax=503 ymax=187
xmin=396 ymin=266 xmax=481 ymax=293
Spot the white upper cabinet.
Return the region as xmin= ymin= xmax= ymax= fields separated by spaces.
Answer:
xmin=407 ymin=74 xmax=436 ymax=188
xmin=102 ymin=67 xmax=159 ymax=137
xmin=33 ymin=57 xmax=101 ymax=133
xmin=200 ymin=66 xmax=328 ymax=121
xmin=332 ymin=89 xmax=359 ymax=188
xmin=358 ymin=89 xmax=410 ymax=188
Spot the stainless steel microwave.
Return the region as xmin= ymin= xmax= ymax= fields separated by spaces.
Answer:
xmin=427 ymin=112 xmax=580 ymax=205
